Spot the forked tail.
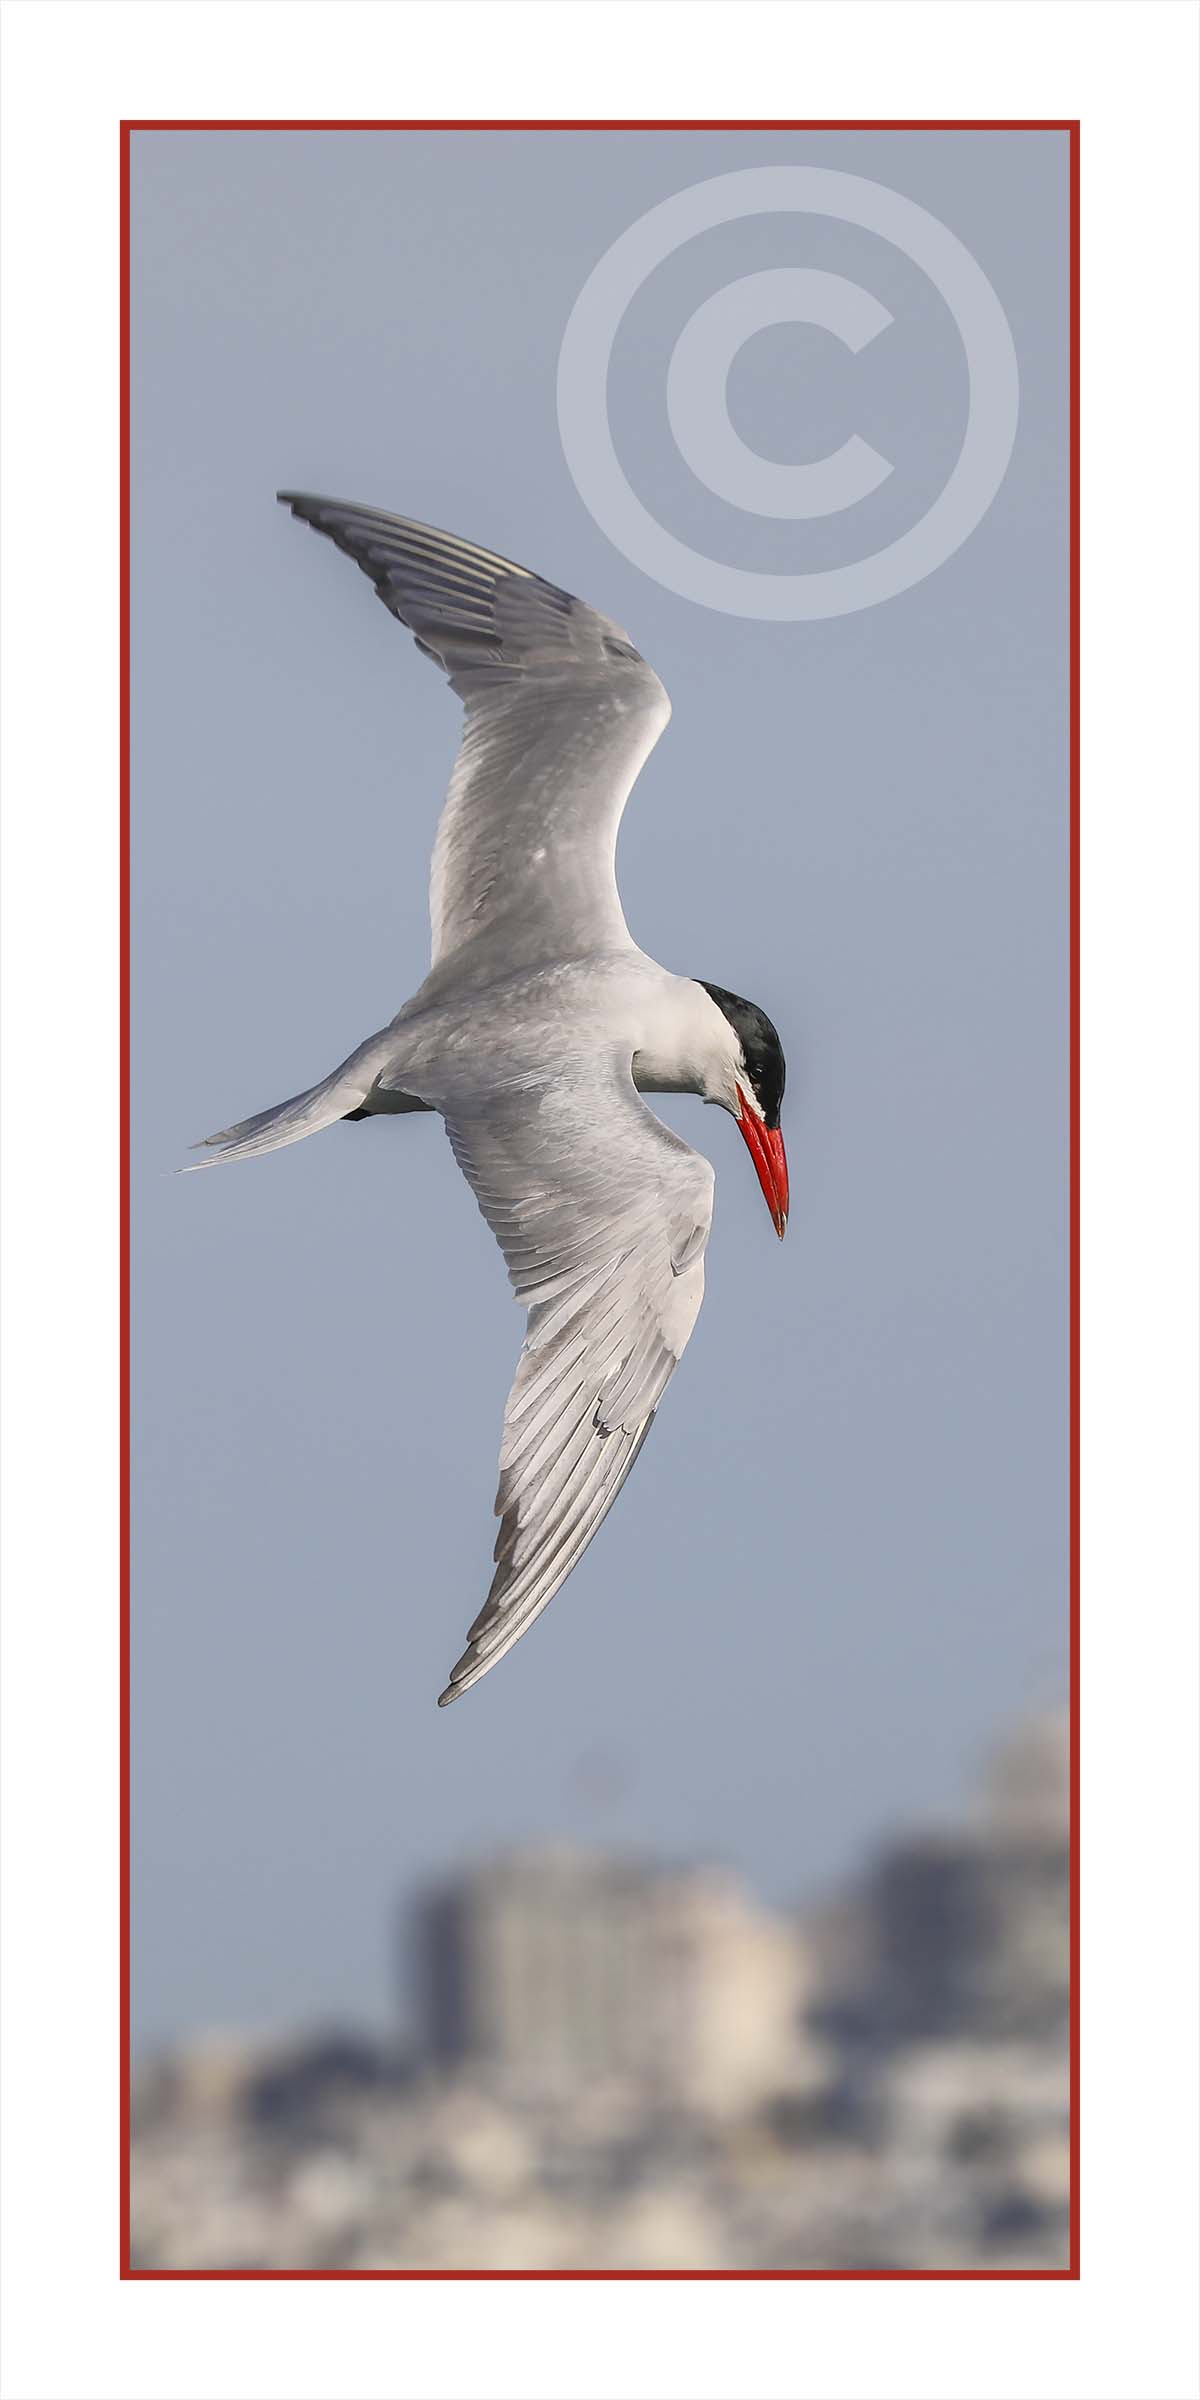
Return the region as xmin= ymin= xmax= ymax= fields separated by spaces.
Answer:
xmin=186 ymin=1035 xmax=412 ymax=1168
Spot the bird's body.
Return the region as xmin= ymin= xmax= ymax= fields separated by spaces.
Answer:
xmin=196 ymin=497 xmax=788 ymax=1705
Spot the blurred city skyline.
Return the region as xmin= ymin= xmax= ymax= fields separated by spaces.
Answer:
xmin=132 ymin=1711 xmax=1070 ymax=2271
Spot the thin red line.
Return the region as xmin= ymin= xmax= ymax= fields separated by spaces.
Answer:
xmin=123 ymin=118 xmax=1077 ymax=134
xmin=1067 ymin=119 xmax=1081 ymax=2285
xmin=127 ymin=2268 xmax=1076 ymax=2283
xmin=120 ymin=115 xmax=1079 ymax=2287
xmin=119 ymin=117 xmax=132 ymax=2286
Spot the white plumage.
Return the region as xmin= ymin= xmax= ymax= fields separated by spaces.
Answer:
xmin=194 ymin=496 xmax=788 ymax=1705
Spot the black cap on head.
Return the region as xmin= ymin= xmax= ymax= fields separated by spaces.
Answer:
xmin=697 ymin=981 xmax=786 ymax=1128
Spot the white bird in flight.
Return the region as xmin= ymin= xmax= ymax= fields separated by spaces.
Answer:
xmin=195 ymin=495 xmax=789 ymax=1706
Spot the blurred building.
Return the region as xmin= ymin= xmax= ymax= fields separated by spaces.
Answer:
xmin=817 ymin=1713 xmax=1070 ymax=2052
xmin=130 ymin=1710 xmax=1071 ymax=2272
xmin=419 ymin=1846 xmax=821 ymax=2115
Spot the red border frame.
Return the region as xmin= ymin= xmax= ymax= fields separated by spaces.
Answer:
xmin=119 ymin=117 xmax=1079 ymax=2284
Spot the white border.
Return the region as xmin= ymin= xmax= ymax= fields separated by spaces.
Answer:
xmin=2 ymin=6 xmax=1197 ymax=2399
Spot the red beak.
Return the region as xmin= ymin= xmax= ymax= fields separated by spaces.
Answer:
xmin=735 ymin=1103 xmax=789 ymax=1238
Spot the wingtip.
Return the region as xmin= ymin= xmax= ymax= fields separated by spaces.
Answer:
xmin=276 ymin=489 xmax=324 ymax=521
xmin=438 ymin=1641 xmax=486 ymax=1706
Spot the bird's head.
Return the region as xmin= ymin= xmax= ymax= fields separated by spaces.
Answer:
xmin=694 ymin=980 xmax=789 ymax=1239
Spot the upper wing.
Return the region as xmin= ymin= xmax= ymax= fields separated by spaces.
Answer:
xmin=438 ymin=1059 xmax=715 ymax=1705
xmin=278 ymin=494 xmax=671 ymax=973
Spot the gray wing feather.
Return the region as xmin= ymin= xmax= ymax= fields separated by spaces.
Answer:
xmin=278 ymin=494 xmax=671 ymax=971
xmin=438 ymin=1062 xmax=714 ymax=1704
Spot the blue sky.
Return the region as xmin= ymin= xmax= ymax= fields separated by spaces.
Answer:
xmin=130 ymin=126 xmax=1069 ymax=2049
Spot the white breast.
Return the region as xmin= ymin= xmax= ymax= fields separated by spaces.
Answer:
xmin=631 ymin=973 xmax=739 ymax=1100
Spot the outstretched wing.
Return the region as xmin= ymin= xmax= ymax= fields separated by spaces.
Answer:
xmin=438 ymin=1059 xmax=715 ymax=1705
xmin=278 ymin=494 xmax=671 ymax=973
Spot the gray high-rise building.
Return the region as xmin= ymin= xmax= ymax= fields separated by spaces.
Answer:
xmin=418 ymin=1847 xmax=820 ymax=2114
xmin=818 ymin=1714 xmax=1070 ymax=2050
